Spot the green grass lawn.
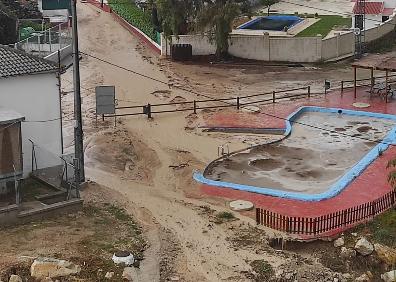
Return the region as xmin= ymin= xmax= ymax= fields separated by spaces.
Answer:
xmin=350 ymin=208 xmax=396 ymax=248
xmin=296 ymin=15 xmax=352 ymax=37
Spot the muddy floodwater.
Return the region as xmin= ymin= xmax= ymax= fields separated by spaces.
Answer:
xmin=204 ymin=112 xmax=396 ymax=194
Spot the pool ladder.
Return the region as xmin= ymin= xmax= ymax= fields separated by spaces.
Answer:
xmin=218 ymin=144 xmax=230 ymax=158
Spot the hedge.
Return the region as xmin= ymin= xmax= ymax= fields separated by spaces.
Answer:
xmin=109 ymin=0 xmax=157 ymax=42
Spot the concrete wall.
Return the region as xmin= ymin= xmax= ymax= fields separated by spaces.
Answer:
xmin=164 ymin=34 xmax=322 ymax=62
xmin=0 ymin=199 xmax=83 ymax=226
xmin=161 ymin=35 xmax=216 ymax=56
xmin=229 ymin=35 xmax=269 ymax=60
xmin=0 ymin=73 xmax=62 ymax=176
xmin=161 ymin=14 xmax=395 ymax=63
xmin=269 ymin=36 xmax=322 ymax=62
xmin=322 ymin=32 xmax=354 ymax=61
xmin=0 ymin=205 xmax=18 ymax=226
xmin=44 ymin=44 xmax=73 ymax=63
xmin=365 ymin=17 xmax=396 ymax=42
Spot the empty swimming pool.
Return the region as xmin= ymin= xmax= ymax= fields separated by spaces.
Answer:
xmin=194 ymin=107 xmax=396 ymax=201
xmin=238 ymin=15 xmax=303 ymax=31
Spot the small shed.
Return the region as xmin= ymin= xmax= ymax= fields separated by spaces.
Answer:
xmin=0 ymin=108 xmax=25 ymax=182
xmin=351 ymin=54 xmax=396 ymax=103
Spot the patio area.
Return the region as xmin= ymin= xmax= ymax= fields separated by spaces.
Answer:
xmin=199 ymin=84 xmax=396 ymax=238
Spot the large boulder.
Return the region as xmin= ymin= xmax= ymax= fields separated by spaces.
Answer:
xmin=122 ymin=267 xmax=138 ymax=281
xmin=381 ymin=270 xmax=396 ymax=282
xmin=30 ymin=257 xmax=81 ymax=279
xmin=374 ymin=244 xmax=396 ymax=266
xmin=8 ymin=275 xmax=22 ymax=282
xmin=355 ymin=273 xmax=370 ymax=281
xmin=340 ymin=247 xmax=356 ymax=259
xmin=333 ymin=237 xmax=345 ymax=248
xmin=355 ymin=238 xmax=374 ymax=256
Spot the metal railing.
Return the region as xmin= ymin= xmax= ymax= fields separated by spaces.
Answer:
xmin=14 ymin=23 xmax=72 ymax=57
xmin=29 ymin=140 xmax=80 ymax=199
xmin=109 ymin=86 xmax=312 ymax=119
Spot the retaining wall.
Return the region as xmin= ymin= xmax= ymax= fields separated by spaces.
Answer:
xmin=0 ymin=199 xmax=83 ymax=226
xmin=162 ymin=15 xmax=395 ymax=63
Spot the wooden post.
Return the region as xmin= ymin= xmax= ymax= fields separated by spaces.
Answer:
xmin=354 ymin=66 xmax=357 ymax=99
xmin=237 ymin=97 xmax=240 ymax=110
xmin=147 ymin=103 xmax=152 ymax=119
xmin=272 ymin=91 xmax=276 ymax=103
xmin=193 ymin=100 xmax=197 ymax=114
xmin=370 ymin=68 xmax=374 ymax=94
xmin=308 ymin=86 xmax=311 ymax=98
xmin=341 ymin=81 xmax=344 ymax=94
xmin=256 ymin=209 xmax=260 ymax=225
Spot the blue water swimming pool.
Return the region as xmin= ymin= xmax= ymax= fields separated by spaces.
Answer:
xmin=194 ymin=107 xmax=396 ymax=202
xmin=238 ymin=15 xmax=303 ymax=31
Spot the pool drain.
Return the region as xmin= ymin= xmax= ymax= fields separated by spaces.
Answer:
xmin=352 ymin=102 xmax=370 ymax=108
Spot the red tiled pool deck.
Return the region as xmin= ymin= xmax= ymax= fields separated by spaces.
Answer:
xmin=200 ymin=87 xmax=396 ymax=237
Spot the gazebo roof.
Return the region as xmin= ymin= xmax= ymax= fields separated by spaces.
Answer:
xmin=352 ymin=54 xmax=396 ymax=71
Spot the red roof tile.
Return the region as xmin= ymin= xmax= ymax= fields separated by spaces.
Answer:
xmin=353 ymin=1 xmax=384 ymax=14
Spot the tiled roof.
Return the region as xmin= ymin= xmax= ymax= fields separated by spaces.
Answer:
xmin=353 ymin=2 xmax=384 ymax=15
xmin=0 ymin=45 xmax=58 ymax=78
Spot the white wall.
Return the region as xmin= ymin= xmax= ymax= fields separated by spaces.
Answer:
xmin=0 ymin=73 xmax=62 ymax=176
xmin=164 ymin=34 xmax=322 ymax=63
xmin=161 ymin=14 xmax=395 ymax=63
xmin=44 ymin=44 xmax=73 ymax=63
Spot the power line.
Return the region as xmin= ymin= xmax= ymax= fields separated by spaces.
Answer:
xmin=79 ymin=51 xmax=225 ymax=102
xmin=98 ymin=0 xmax=396 ymax=27
xmin=77 ymin=51 xmax=396 ymax=147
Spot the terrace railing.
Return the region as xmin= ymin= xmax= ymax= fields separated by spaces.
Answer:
xmin=14 ymin=23 xmax=72 ymax=58
xmin=256 ymin=190 xmax=396 ymax=236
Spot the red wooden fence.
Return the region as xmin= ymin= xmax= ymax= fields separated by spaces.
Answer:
xmin=256 ymin=190 xmax=396 ymax=236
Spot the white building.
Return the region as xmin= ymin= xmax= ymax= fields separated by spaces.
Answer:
xmin=352 ymin=0 xmax=395 ymax=30
xmin=37 ymin=0 xmax=71 ymax=23
xmin=0 ymin=45 xmax=63 ymax=177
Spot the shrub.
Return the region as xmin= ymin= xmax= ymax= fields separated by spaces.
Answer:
xmin=109 ymin=0 xmax=156 ymax=42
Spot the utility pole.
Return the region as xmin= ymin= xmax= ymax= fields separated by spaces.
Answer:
xmin=71 ymin=0 xmax=85 ymax=182
xmin=354 ymin=0 xmax=366 ymax=58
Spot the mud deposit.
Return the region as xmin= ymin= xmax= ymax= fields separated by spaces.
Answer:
xmin=205 ymin=112 xmax=395 ymax=194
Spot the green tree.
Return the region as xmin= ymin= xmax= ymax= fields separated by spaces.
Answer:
xmin=156 ymin=0 xmax=198 ymax=38
xmin=195 ymin=0 xmax=241 ymax=58
xmin=260 ymin=0 xmax=279 ymax=16
xmin=157 ymin=0 xmax=247 ymax=59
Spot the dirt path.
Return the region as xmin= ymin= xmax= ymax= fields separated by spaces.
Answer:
xmin=60 ymin=3 xmax=361 ymax=281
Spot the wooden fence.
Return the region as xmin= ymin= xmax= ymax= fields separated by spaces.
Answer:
xmin=109 ymin=86 xmax=311 ymax=119
xmin=340 ymin=74 xmax=396 ymax=93
xmin=256 ymin=190 xmax=396 ymax=236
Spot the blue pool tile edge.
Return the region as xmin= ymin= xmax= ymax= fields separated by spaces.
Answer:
xmin=194 ymin=106 xmax=396 ymax=202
